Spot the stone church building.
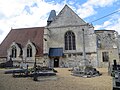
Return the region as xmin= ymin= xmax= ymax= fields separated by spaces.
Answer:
xmin=0 ymin=5 xmax=119 ymax=68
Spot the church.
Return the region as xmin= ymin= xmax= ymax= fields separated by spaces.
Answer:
xmin=0 ymin=5 xmax=119 ymax=68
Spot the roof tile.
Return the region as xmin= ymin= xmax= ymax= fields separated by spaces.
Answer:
xmin=0 ymin=27 xmax=44 ymax=57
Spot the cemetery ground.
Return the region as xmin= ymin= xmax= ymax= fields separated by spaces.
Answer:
xmin=0 ymin=68 xmax=112 ymax=90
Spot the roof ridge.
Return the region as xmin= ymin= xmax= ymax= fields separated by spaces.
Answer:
xmin=12 ymin=27 xmax=44 ymax=30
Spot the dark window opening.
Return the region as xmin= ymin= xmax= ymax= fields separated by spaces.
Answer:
xmin=65 ymin=31 xmax=76 ymax=50
xmin=11 ymin=46 xmax=17 ymax=58
xmin=102 ymin=52 xmax=109 ymax=62
xmin=27 ymin=45 xmax=32 ymax=57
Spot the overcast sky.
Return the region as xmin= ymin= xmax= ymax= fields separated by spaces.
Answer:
xmin=0 ymin=0 xmax=120 ymax=43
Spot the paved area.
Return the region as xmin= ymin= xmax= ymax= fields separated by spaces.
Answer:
xmin=0 ymin=68 xmax=112 ymax=90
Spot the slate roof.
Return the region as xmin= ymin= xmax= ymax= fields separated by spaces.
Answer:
xmin=0 ymin=27 xmax=44 ymax=57
xmin=47 ymin=10 xmax=56 ymax=22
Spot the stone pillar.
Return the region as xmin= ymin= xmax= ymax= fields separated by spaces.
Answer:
xmin=82 ymin=29 xmax=87 ymax=66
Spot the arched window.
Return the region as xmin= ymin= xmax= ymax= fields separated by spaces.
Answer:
xmin=65 ymin=31 xmax=76 ymax=50
xmin=11 ymin=46 xmax=17 ymax=58
xmin=27 ymin=45 xmax=32 ymax=57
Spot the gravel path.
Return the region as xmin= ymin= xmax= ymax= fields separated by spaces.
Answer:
xmin=0 ymin=68 xmax=112 ymax=90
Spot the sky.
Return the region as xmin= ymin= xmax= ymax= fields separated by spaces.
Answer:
xmin=0 ymin=0 xmax=120 ymax=43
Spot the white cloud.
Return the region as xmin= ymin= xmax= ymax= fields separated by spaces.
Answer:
xmin=0 ymin=0 xmax=119 ymax=43
xmin=0 ymin=30 xmax=3 ymax=35
xmin=0 ymin=0 xmax=65 ymax=43
xmin=94 ymin=20 xmax=113 ymax=30
xmin=0 ymin=0 xmax=24 ymax=18
xmin=94 ymin=12 xmax=120 ymax=34
xmin=77 ymin=0 xmax=118 ymax=18
xmin=77 ymin=5 xmax=96 ymax=18
xmin=68 ymin=0 xmax=75 ymax=5
xmin=76 ymin=0 xmax=120 ymax=35
xmin=85 ymin=0 xmax=117 ymax=7
xmin=0 ymin=19 xmax=11 ymax=43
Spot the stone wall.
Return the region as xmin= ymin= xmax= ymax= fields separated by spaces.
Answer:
xmin=43 ymin=5 xmax=98 ymax=67
xmin=95 ymin=30 xmax=120 ymax=67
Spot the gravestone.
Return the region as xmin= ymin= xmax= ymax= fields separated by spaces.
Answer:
xmin=72 ymin=59 xmax=101 ymax=78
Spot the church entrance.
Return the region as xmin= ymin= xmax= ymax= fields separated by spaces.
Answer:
xmin=54 ymin=58 xmax=59 ymax=67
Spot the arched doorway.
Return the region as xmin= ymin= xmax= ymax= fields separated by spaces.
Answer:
xmin=54 ymin=58 xmax=59 ymax=67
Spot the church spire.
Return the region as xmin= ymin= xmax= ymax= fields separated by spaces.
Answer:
xmin=47 ymin=10 xmax=56 ymax=26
